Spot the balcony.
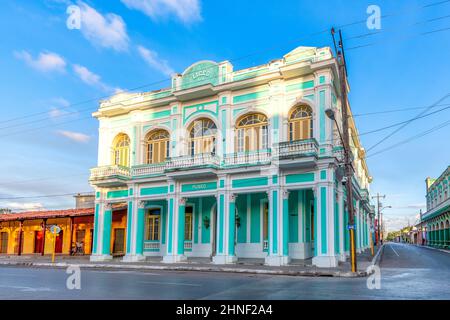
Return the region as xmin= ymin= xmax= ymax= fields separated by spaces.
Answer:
xmin=165 ymin=153 xmax=220 ymax=179
xmin=272 ymin=139 xmax=318 ymax=168
xmin=89 ymin=165 xmax=131 ymax=187
xmin=224 ymin=149 xmax=271 ymax=167
xmin=132 ymin=163 xmax=166 ymax=178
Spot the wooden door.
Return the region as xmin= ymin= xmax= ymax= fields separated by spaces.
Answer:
xmin=113 ymin=228 xmax=125 ymax=255
xmin=14 ymin=231 xmax=24 ymax=254
xmin=34 ymin=231 xmax=44 ymax=254
xmin=0 ymin=232 xmax=8 ymax=253
xmin=55 ymin=230 xmax=64 ymax=253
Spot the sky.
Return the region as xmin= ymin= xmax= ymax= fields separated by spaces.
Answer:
xmin=0 ymin=0 xmax=449 ymax=232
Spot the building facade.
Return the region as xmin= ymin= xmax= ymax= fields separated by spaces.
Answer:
xmin=0 ymin=208 xmax=94 ymax=256
xmin=422 ymin=166 xmax=450 ymax=248
xmin=89 ymin=46 xmax=374 ymax=268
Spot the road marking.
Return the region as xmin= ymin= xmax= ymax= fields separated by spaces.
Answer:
xmin=389 ymin=244 xmax=400 ymax=257
xmin=140 ymin=281 xmax=201 ymax=287
xmin=0 ymin=285 xmax=54 ymax=292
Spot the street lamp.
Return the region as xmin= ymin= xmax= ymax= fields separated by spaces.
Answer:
xmin=379 ymin=205 xmax=391 ymax=243
xmin=325 ymin=107 xmax=357 ymax=273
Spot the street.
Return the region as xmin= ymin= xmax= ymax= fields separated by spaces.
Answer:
xmin=0 ymin=243 xmax=449 ymax=300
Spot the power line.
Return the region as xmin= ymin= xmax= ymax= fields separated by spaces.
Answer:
xmin=366 ymin=117 xmax=450 ymax=158
xmin=0 ymin=192 xmax=93 ymax=200
xmin=359 ymin=103 xmax=450 ymax=136
xmin=351 ymin=103 xmax=450 ymax=117
xmin=365 ymin=92 xmax=450 ymax=152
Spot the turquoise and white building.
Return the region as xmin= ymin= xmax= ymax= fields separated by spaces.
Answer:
xmin=89 ymin=46 xmax=374 ymax=268
xmin=423 ymin=166 xmax=450 ymax=248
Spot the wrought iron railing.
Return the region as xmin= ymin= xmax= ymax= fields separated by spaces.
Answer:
xmin=224 ymin=149 xmax=272 ymax=166
xmin=89 ymin=165 xmax=131 ymax=180
xmin=166 ymin=153 xmax=220 ymax=170
xmin=273 ymin=138 xmax=318 ymax=158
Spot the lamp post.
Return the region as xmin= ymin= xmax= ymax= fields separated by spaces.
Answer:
xmin=325 ymin=107 xmax=357 ymax=273
xmin=379 ymin=205 xmax=391 ymax=244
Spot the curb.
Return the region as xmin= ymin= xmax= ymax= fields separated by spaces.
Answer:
xmin=0 ymin=261 xmax=366 ymax=278
xmin=372 ymin=244 xmax=385 ymax=266
xmin=414 ymin=244 xmax=450 ymax=254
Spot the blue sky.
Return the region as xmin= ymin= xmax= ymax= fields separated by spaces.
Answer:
xmin=1 ymin=0 xmax=449 ymax=231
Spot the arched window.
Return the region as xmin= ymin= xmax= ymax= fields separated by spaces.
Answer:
xmin=235 ymin=113 xmax=268 ymax=152
xmin=145 ymin=130 xmax=170 ymax=164
xmin=188 ymin=118 xmax=217 ymax=155
xmin=288 ymin=105 xmax=313 ymax=141
xmin=111 ymin=133 xmax=130 ymax=167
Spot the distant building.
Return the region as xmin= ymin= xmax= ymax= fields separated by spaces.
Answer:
xmin=74 ymin=193 xmax=95 ymax=209
xmin=0 ymin=197 xmax=94 ymax=256
xmin=422 ymin=166 xmax=450 ymax=248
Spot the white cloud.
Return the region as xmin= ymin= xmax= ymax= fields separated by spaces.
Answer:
xmin=57 ymin=130 xmax=91 ymax=143
xmin=77 ymin=1 xmax=129 ymax=51
xmin=121 ymin=0 xmax=202 ymax=24
xmin=14 ymin=50 xmax=66 ymax=73
xmin=4 ymin=202 xmax=44 ymax=211
xmin=72 ymin=64 xmax=114 ymax=92
xmin=137 ymin=45 xmax=174 ymax=76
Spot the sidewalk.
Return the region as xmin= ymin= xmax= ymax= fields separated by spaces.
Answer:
xmin=0 ymin=246 xmax=382 ymax=278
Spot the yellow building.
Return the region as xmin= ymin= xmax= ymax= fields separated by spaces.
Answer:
xmin=0 ymin=208 xmax=96 ymax=256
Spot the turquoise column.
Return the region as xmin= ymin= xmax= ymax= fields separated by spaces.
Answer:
xmin=228 ymin=195 xmax=236 ymax=256
xmin=445 ymin=228 xmax=449 ymax=248
xmin=102 ymin=204 xmax=112 ymax=255
xmin=218 ymin=194 xmax=225 ymax=254
xmin=136 ymin=202 xmax=145 ymax=255
xmin=93 ymin=203 xmax=100 ymax=254
xmin=167 ymin=198 xmax=174 ymax=254
xmin=271 ymin=189 xmax=278 ymax=255
xmin=320 ymin=187 xmax=327 ymax=255
xmin=282 ymin=191 xmax=289 ymax=256
xmin=126 ymin=201 xmax=133 ymax=255
xmin=177 ymin=199 xmax=186 ymax=255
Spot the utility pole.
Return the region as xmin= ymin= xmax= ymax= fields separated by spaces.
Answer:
xmin=372 ymin=193 xmax=386 ymax=245
xmin=331 ymin=28 xmax=357 ymax=273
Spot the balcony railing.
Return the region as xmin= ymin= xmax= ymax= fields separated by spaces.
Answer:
xmin=132 ymin=163 xmax=166 ymax=177
xmin=224 ymin=149 xmax=271 ymax=166
xmin=273 ymin=138 xmax=318 ymax=159
xmin=89 ymin=165 xmax=131 ymax=180
xmin=165 ymin=153 xmax=220 ymax=171
xmin=91 ymin=140 xmax=322 ymax=181
xmin=184 ymin=240 xmax=193 ymax=251
xmin=144 ymin=240 xmax=160 ymax=251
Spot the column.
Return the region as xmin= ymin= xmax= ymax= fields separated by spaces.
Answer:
xmin=123 ymin=200 xmax=146 ymax=262
xmin=312 ymin=182 xmax=339 ymax=268
xmin=90 ymin=202 xmax=113 ymax=262
xmin=213 ymin=192 xmax=237 ymax=264
xmin=265 ymin=187 xmax=289 ymax=266
xmin=338 ymin=188 xmax=346 ymax=262
xmin=177 ymin=198 xmax=186 ymax=256
xmin=163 ymin=196 xmax=187 ymax=263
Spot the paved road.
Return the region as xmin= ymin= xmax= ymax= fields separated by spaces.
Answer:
xmin=0 ymin=243 xmax=448 ymax=299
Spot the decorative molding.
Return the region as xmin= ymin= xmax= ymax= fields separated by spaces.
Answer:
xmin=179 ymin=198 xmax=186 ymax=206
xmin=104 ymin=203 xmax=112 ymax=210
xmin=138 ymin=201 xmax=146 ymax=209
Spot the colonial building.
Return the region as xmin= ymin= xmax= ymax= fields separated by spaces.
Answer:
xmin=0 ymin=209 xmax=94 ymax=256
xmin=89 ymin=46 xmax=374 ymax=268
xmin=423 ymin=166 xmax=450 ymax=248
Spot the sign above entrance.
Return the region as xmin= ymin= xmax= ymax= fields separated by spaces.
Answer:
xmin=50 ymin=225 xmax=61 ymax=234
xmin=181 ymin=61 xmax=219 ymax=90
